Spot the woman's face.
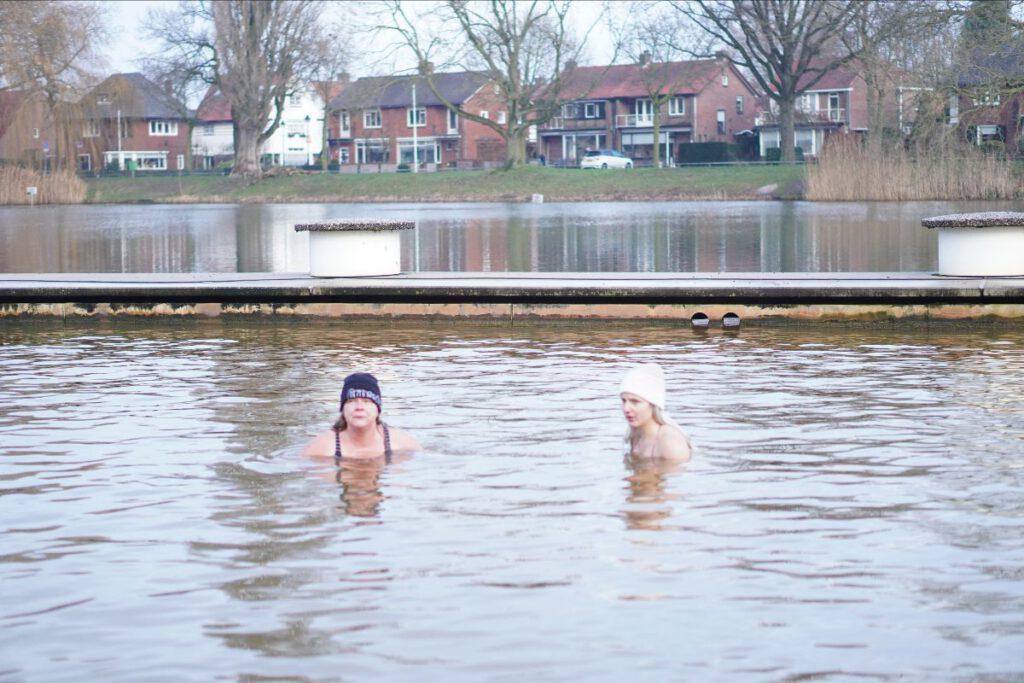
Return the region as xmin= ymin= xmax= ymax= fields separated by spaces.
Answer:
xmin=343 ymin=397 xmax=379 ymax=429
xmin=621 ymin=392 xmax=654 ymax=429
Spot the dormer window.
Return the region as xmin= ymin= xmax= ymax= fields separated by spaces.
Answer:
xmin=669 ymin=96 xmax=686 ymax=116
xmin=97 ymin=94 xmax=110 ymax=105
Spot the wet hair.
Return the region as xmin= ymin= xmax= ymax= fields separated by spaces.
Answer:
xmin=622 ymin=398 xmax=667 ymax=444
xmin=333 ymin=410 xmax=382 ymax=433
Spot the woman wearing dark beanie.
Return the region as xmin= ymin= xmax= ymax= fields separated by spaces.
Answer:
xmin=302 ymin=372 xmax=419 ymax=462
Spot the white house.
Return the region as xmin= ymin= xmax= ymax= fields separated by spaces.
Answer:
xmin=192 ymin=84 xmax=332 ymax=168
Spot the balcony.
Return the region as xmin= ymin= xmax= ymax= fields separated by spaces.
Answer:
xmin=540 ymin=116 xmax=610 ymax=131
xmin=755 ymin=108 xmax=847 ymax=127
xmin=616 ymin=114 xmax=654 ymax=128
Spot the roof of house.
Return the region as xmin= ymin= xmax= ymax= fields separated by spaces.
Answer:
xmin=794 ymin=65 xmax=860 ymax=92
xmin=81 ymin=72 xmax=186 ymax=119
xmin=329 ymin=71 xmax=490 ymax=110
xmin=196 ymin=87 xmax=231 ymax=122
xmin=958 ymin=48 xmax=1024 ymax=87
xmin=558 ymin=59 xmax=748 ymax=100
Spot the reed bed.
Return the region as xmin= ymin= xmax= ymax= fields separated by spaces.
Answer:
xmin=806 ymin=137 xmax=1020 ymax=201
xmin=0 ymin=166 xmax=86 ymax=205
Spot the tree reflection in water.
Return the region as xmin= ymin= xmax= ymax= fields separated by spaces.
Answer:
xmin=621 ymin=455 xmax=685 ymax=531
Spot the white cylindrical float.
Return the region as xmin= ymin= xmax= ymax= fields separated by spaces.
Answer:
xmin=294 ymin=219 xmax=415 ymax=277
xmin=922 ymin=212 xmax=1024 ymax=277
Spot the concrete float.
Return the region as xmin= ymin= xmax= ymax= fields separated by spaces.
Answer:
xmin=294 ymin=219 xmax=415 ymax=277
xmin=922 ymin=212 xmax=1024 ymax=277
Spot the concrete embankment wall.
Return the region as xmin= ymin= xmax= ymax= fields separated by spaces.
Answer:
xmin=2 ymin=272 xmax=1024 ymax=322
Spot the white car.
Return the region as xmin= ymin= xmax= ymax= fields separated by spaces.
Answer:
xmin=580 ymin=149 xmax=634 ymax=169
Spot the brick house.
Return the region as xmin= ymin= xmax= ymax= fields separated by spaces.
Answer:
xmin=328 ymin=71 xmax=507 ymax=169
xmin=951 ymin=48 xmax=1024 ymax=155
xmin=77 ymin=73 xmax=190 ymax=172
xmin=538 ymin=57 xmax=759 ymax=166
xmin=0 ymin=90 xmax=55 ymax=169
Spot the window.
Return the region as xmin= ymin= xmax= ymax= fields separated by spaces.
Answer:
xmin=287 ymin=123 xmax=305 ymax=138
xmin=363 ymin=110 xmax=382 ymax=128
xmin=32 ymin=128 xmax=40 ymax=139
xmin=288 ymin=93 xmax=302 ymax=107
xmin=97 ymin=94 xmax=110 ymax=105
xmin=828 ymin=93 xmax=840 ymax=111
xmin=339 ymin=111 xmax=350 ymax=135
xmin=78 ymin=154 xmax=92 ymax=171
xmin=407 ymin=106 xmax=426 ymax=127
xmin=583 ymin=102 xmax=605 ymax=119
xmin=797 ymin=93 xmax=815 ymax=112
xmin=177 ymin=154 xmax=184 ymax=170
xmin=561 ymin=103 xmax=578 ymax=119
xmin=721 ymin=74 xmax=729 ymax=86
xmin=735 ymin=96 xmax=744 ymax=115
xmin=669 ymin=96 xmax=686 ymax=116
xmin=497 ymin=111 xmax=507 ymax=124
xmin=84 ymin=120 xmax=101 ymax=138
xmin=203 ymin=123 xmax=215 ymax=136
xmin=479 ymin=110 xmax=489 ymax=120
xmin=149 ymin=120 xmax=178 ymax=136
xmin=355 ymin=139 xmax=387 ymax=163
xmin=339 ymin=147 xmax=350 ymax=164
xmin=447 ymin=107 xmax=459 ymax=132
xmin=973 ymin=91 xmax=1001 ymax=107
xmin=716 ymin=109 xmax=726 ymax=135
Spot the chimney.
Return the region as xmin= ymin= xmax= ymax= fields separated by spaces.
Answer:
xmin=418 ymin=60 xmax=434 ymax=75
xmin=565 ymin=59 xmax=577 ymax=71
xmin=639 ymin=51 xmax=651 ymax=67
xmin=339 ymin=71 xmax=350 ymax=84
xmin=714 ymin=50 xmax=730 ymax=63
xmin=163 ymin=79 xmax=173 ymax=96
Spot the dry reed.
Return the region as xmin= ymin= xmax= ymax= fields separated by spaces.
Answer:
xmin=806 ymin=137 xmax=1020 ymax=201
xmin=0 ymin=166 xmax=86 ymax=205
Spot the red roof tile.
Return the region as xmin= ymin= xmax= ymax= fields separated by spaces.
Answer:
xmin=562 ymin=59 xmax=729 ymax=100
xmin=196 ymin=87 xmax=231 ymax=121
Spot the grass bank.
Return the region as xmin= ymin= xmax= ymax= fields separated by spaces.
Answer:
xmin=83 ymin=165 xmax=807 ymax=204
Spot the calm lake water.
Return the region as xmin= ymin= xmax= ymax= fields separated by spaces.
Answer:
xmin=1 ymin=200 xmax=1019 ymax=274
xmin=2 ymin=319 xmax=1023 ymax=680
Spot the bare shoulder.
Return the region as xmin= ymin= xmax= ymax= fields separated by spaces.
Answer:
xmin=300 ymin=429 xmax=335 ymax=459
xmin=658 ymin=425 xmax=692 ymax=462
xmin=387 ymin=425 xmax=421 ymax=452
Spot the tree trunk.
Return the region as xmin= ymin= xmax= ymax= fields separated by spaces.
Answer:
xmin=320 ymin=109 xmax=330 ymax=172
xmin=185 ymin=122 xmax=194 ymax=171
xmin=778 ymin=96 xmax=796 ymax=162
xmin=652 ymin=104 xmax=662 ymax=168
xmin=864 ymin=73 xmax=884 ymax=153
xmin=233 ymin=123 xmax=262 ymax=178
xmin=504 ymin=130 xmax=527 ymax=169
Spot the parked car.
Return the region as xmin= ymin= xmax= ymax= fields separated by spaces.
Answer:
xmin=580 ymin=149 xmax=633 ymax=169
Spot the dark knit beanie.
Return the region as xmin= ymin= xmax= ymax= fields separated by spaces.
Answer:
xmin=340 ymin=372 xmax=382 ymax=412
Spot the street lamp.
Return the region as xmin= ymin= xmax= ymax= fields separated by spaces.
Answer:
xmin=305 ymin=114 xmax=312 ymax=166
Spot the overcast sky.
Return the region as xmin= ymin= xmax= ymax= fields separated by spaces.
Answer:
xmin=102 ymin=0 xmax=618 ymax=79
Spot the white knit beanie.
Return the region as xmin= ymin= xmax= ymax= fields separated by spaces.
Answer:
xmin=619 ymin=363 xmax=666 ymax=409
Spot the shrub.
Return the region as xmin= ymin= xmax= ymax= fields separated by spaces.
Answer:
xmin=676 ymin=142 xmax=741 ymax=164
xmin=0 ymin=166 xmax=86 ymax=204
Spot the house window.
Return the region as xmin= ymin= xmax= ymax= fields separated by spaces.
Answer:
xmin=447 ymin=108 xmax=459 ymax=132
xmin=97 ymin=94 xmax=110 ymax=105
xmin=582 ymin=102 xmax=605 ymax=119
xmin=735 ymin=96 xmax=744 ymax=115
xmin=339 ymin=147 xmax=350 ymax=164
xmin=32 ymin=128 xmax=40 ymax=139
xmin=149 ymin=120 xmax=178 ymax=136
xmin=355 ymin=139 xmax=387 ymax=163
xmin=828 ymin=93 xmax=840 ymax=111
xmin=287 ymin=123 xmax=305 ymax=138
xmin=78 ymin=154 xmax=92 ymax=171
xmin=177 ymin=154 xmax=184 ymax=170
xmin=363 ymin=110 xmax=382 ymax=128
xmin=83 ymin=120 xmax=100 ymax=138
xmin=497 ymin=111 xmax=507 ymax=124
xmin=288 ymin=93 xmax=302 ymax=107
xmin=669 ymin=96 xmax=685 ymax=116
xmin=561 ymin=103 xmax=578 ymax=119
xmin=480 ymin=110 xmax=489 ymax=120
xmin=716 ymin=109 xmax=726 ymax=135
xmin=797 ymin=93 xmax=816 ymax=112
xmin=973 ymin=91 xmax=1001 ymax=107
xmin=339 ymin=111 xmax=350 ymax=135
xmin=203 ymin=123 xmax=215 ymax=136
xmin=407 ymin=106 xmax=426 ymax=127
xmin=721 ymin=74 xmax=729 ymax=86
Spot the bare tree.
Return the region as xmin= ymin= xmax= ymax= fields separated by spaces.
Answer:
xmin=0 ymin=1 xmax=107 ymax=170
xmin=379 ymin=0 xmax=602 ymax=169
xmin=146 ymin=0 xmax=324 ymax=178
xmin=307 ymin=31 xmax=351 ymax=172
xmin=610 ymin=3 xmax=711 ymax=167
xmin=671 ymin=0 xmax=866 ymax=162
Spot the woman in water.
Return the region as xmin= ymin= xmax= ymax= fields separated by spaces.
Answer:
xmin=302 ymin=372 xmax=420 ymax=462
xmin=620 ymin=363 xmax=691 ymax=461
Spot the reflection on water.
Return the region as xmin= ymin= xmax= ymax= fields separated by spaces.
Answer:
xmin=1 ymin=319 xmax=1023 ymax=679
xmin=4 ymin=199 xmax=1016 ymax=274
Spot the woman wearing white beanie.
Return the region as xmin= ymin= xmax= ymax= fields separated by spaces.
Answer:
xmin=619 ymin=363 xmax=691 ymax=461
